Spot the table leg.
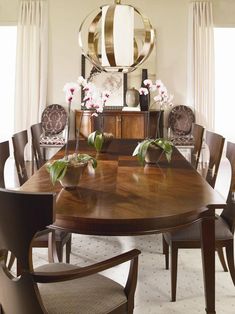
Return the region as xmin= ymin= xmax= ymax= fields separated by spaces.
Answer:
xmin=201 ymin=209 xmax=216 ymax=314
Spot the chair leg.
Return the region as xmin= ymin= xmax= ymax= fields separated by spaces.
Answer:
xmin=216 ymin=246 xmax=228 ymax=272
xmin=66 ymin=236 xmax=72 ymax=263
xmin=56 ymin=242 xmax=63 ymax=262
xmin=171 ymin=243 xmax=178 ymax=302
xmin=162 ymin=235 xmax=169 ymax=269
xmin=225 ymin=240 xmax=235 ymax=286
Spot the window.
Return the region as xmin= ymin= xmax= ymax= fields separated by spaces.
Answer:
xmin=0 ymin=26 xmax=17 ymax=142
xmin=214 ymin=28 xmax=235 ymax=142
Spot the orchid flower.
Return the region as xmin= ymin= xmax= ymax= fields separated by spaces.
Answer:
xmin=139 ymin=87 xmax=149 ymax=95
xmin=63 ymin=82 xmax=80 ymax=104
xmin=77 ymin=76 xmax=111 ymax=117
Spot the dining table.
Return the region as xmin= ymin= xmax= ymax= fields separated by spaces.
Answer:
xmin=20 ymin=139 xmax=226 ymax=314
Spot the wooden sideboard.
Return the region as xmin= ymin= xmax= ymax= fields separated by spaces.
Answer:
xmin=75 ymin=110 xmax=163 ymax=139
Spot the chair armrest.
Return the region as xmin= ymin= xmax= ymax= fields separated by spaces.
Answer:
xmin=33 ymin=249 xmax=141 ymax=283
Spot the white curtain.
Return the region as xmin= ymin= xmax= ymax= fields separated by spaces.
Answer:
xmin=187 ymin=1 xmax=215 ymax=131
xmin=14 ymin=0 xmax=48 ymax=159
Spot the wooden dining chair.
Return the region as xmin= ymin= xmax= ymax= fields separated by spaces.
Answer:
xmin=12 ymin=130 xmax=72 ymax=263
xmin=0 ymin=140 xmax=15 ymax=270
xmin=162 ymin=130 xmax=225 ymax=301
xmin=190 ymin=123 xmax=204 ymax=170
xmin=31 ymin=122 xmax=46 ymax=173
xmin=0 ymin=188 xmax=140 ymax=314
xmin=0 ymin=140 xmax=10 ymax=188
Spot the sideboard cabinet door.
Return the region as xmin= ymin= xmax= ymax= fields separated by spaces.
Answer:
xmin=75 ymin=110 xmax=163 ymax=139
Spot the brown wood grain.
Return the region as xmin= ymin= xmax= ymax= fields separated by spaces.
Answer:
xmin=20 ymin=139 xmax=225 ymax=236
xmin=75 ymin=110 xmax=164 ymax=139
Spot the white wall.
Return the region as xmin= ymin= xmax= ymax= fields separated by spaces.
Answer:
xmin=0 ymin=0 xmax=234 ymax=111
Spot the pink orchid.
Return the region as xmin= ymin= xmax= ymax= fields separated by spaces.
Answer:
xmin=77 ymin=76 xmax=111 ymax=115
xmin=139 ymin=87 xmax=149 ymax=95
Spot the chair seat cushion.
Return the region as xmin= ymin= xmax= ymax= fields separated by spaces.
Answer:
xmin=35 ymin=230 xmax=70 ymax=242
xmin=171 ymin=136 xmax=194 ymax=146
xmin=166 ymin=216 xmax=233 ymax=242
xmin=40 ymin=136 xmax=65 ymax=146
xmin=36 ymin=263 xmax=127 ymax=314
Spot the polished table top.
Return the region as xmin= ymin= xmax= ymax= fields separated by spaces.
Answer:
xmin=20 ymin=139 xmax=225 ymax=236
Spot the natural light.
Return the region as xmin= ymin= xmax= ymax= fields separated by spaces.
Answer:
xmin=214 ymin=28 xmax=235 ymax=142
xmin=0 ymin=26 xmax=17 ymax=142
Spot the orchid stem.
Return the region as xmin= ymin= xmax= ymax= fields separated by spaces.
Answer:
xmin=75 ymin=111 xmax=84 ymax=154
xmin=64 ymin=101 xmax=71 ymax=160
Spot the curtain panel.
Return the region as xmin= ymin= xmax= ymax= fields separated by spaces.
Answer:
xmin=14 ymin=0 xmax=48 ymax=159
xmin=187 ymin=1 xmax=215 ymax=131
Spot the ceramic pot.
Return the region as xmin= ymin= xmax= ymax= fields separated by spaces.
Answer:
xmin=125 ymin=88 xmax=139 ymax=107
xmin=145 ymin=144 xmax=164 ymax=164
xmin=59 ymin=162 xmax=87 ymax=189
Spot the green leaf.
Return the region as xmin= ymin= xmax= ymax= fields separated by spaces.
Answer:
xmin=138 ymin=140 xmax=151 ymax=165
xmin=47 ymin=160 xmax=68 ymax=185
xmin=132 ymin=143 xmax=141 ymax=156
xmin=76 ymin=154 xmax=97 ymax=169
xmin=88 ymin=131 xmax=104 ymax=152
xmin=132 ymin=138 xmax=174 ymax=165
xmin=88 ymin=131 xmax=97 ymax=147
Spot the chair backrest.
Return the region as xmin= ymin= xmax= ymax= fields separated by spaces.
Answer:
xmin=31 ymin=123 xmax=45 ymax=169
xmin=205 ymin=130 xmax=225 ymax=188
xmin=12 ymin=130 xmax=29 ymax=186
xmin=191 ymin=123 xmax=205 ymax=169
xmin=0 ymin=141 xmax=9 ymax=188
xmin=168 ymin=105 xmax=195 ymax=136
xmin=221 ymin=142 xmax=235 ymax=233
xmin=0 ymin=188 xmax=54 ymax=314
xmin=41 ymin=104 xmax=67 ymax=136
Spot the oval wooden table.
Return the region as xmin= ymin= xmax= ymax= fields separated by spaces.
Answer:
xmin=21 ymin=139 xmax=226 ymax=314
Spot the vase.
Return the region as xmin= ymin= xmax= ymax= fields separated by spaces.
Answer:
xmin=59 ymin=162 xmax=87 ymax=190
xmin=145 ymin=144 xmax=164 ymax=164
xmin=139 ymin=94 xmax=149 ymax=111
xmin=125 ymin=88 xmax=139 ymax=107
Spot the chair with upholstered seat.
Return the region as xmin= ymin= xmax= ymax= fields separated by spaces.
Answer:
xmin=162 ymin=130 xmax=225 ymax=302
xmin=167 ymin=106 xmax=205 ymax=167
xmin=12 ymin=130 xmax=71 ymax=263
xmin=0 ymin=188 xmax=140 ymax=314
xmin=168 ymin=105 xmax=195 ymax=145
xmin=40 ymin=104 xmax=67 ymax=159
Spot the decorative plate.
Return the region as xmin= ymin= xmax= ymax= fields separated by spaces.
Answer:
xmin=168 ymin=105 xmax=195 ymax=136
xmin=41 ymin=104 xmax=67 ymax=135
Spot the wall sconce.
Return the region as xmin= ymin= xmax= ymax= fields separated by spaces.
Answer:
xmin=79 ymin=0 xmax=155 ymax=73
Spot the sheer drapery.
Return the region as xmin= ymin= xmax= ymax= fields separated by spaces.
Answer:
xmin=187 ymin=1 xmax=214 ymax=131
xmin=14 ymin=0 xmax=48 ymax=159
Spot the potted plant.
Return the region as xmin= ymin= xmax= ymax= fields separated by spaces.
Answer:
xmin=139 ymin=79 xmax=174 ymax=137
xmin=47 ymin=82 xmax=97 ymax=189
xmin=133 ymin=138 xmax=173 ymax=165
xmin=133 ymin=79 xmax=174 ymax=165
xmin=78 ymin=76 xmax=114 ymax=152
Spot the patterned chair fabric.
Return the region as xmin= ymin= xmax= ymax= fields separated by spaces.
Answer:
xmin=40 ymin=136 xmax=66 ymax=146
xmin=168 ymin=105 xmax=195 ymax=146
xmin=41 ymin=104 xmax=67 ymax=136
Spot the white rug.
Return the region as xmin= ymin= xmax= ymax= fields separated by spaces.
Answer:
xmin=33 ymin=232 xmax=235 ymax=314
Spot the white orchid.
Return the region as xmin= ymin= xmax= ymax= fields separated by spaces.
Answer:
xmin=63 ymin=82 xmax=80 ymax=104
xmin=77 ymin=76 xmax=111 ymax=116
xmin=140 ymin=79 xmax=173 ymax=110
xmin=139 ymin=87 xmax=149 ymax=95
